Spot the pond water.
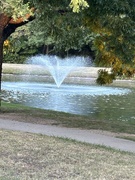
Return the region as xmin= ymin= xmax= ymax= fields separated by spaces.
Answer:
xmin=1 ymin=81 xmax=135 ymax=121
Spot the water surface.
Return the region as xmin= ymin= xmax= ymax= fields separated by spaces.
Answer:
xmin=2 ymin=82 xmax=135 ymax=121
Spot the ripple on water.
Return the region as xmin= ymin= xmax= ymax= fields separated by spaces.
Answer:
xmin=1 ymin=82 xmax=135 ymax=121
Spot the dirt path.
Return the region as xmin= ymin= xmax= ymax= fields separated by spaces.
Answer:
xmin=0 ymin=118 xmax=135 ymax=153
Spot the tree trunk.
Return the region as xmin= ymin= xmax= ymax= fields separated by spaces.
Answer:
xmin=0 ymin=14 xmax=11 ymax=108
xmin=0 ymin=12 xmax=34 ymax=108
xmin=0 ymin=31 xmax=4 ymax=107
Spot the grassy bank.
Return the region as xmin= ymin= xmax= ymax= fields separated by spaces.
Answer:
xmin=0 ymin=129 xmax=135 ymax=180
xmin=1 ymin=102 xmax=135 ymax=136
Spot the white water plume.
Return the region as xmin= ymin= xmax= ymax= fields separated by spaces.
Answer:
xmin=26 ymin=55 xmax=89 ymax=87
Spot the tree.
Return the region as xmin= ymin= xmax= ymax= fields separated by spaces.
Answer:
xmin=5 ymin=20 xmax=92 ymax=61
xmin=0 ymin=0 xmax=33 ymax=62
xmin=0 ymin=0 xmax=34 ymax=105
xmin=82 ymin=0 xmax=135 ymax=83
xmin=3 ymin=0 xmax=92 ymax=63
xmin=0 ymin=0 xmax=89 ymax=64
xmin=27 ymin=0 xmax=91 ymax=56
xmin=70 ymin=0 xmax=135 ymax=83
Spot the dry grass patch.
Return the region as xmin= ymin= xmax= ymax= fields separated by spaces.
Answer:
xmin=0 ymin=129 xmax=135 ymax=180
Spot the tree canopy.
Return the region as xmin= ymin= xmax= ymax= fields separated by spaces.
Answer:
xmin=3 ymin=0 xmax=93 ymax=62
xmin=0 ymin=0 xmax=32 ymax=21
xmin=1 ymin=0 xmax=135 ymax=85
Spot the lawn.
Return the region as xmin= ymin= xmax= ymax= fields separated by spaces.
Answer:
xmin=0 ymin=129 xmax=135 ymax=180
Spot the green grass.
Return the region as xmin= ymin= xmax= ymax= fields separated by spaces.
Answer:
xmin=116 ymin=136 xmax=135 ymax=142
xmin=0 ymin=101 xmax=135 ymax=134
xmin=0 ymin=129 xmax=135 ymax=180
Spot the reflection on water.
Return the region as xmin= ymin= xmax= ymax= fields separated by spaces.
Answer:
xmin=2 ymin=82 xmax=135 ymax=121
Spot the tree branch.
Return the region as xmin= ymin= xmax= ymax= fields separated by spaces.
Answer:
xmin=3 ymin=14 xmax=35 ymax=41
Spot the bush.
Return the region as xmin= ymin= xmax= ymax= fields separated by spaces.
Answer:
xmin=96 ymin=69 xmax=116 ymax=85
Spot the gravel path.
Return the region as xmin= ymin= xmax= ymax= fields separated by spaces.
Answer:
xmin=0 ymin=118 xmax=135 ymax=153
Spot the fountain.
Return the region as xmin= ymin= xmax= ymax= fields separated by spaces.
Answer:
xmin=1 ymin=55 xmax=135 ymax=121
xmin=27 ymin=55 xmax=88 ymax=87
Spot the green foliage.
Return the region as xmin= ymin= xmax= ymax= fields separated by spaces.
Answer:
xmin=69 ymin=0 xmax=89 ymax=12
xmin=96 ymin=69 xmax=116 ymax=85
xmin=113 ymin=63 xmax=135 ymax=78
xmin=80 ymin=0 xmax=135 ymax=83
xmin=30 ymin=0 xmax=92 ymax=53
xmin=0 ymin=0 xmax=32 ymax=20
xmin=3 ymin=24 xmax=38 ymax=63
xmin=84 ymin=0 xmax=135 ymax=64
xmin=3 ymin=0 xmax=93 ymax=63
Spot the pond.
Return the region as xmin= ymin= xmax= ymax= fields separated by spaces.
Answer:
xmin=1 ymin=81 xmax=135 ymax=121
